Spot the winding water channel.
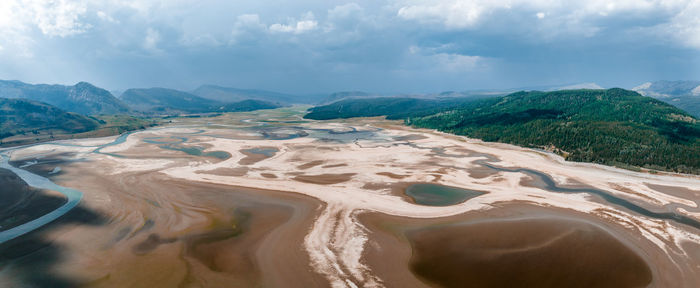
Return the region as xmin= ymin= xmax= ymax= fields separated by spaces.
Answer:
xmin=0 ymin=154 xmax=83 ymax=243
xmin=0 ymin=132 xmax=133 ymax=244
xmin=480 ymin=161 xmax=700 ymax=230
xmin=2 ymin=122 xmax=698 ymax=248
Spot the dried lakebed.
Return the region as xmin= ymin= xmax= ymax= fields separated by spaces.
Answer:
xmin=1 ymin=109 xmax=699 ymax=287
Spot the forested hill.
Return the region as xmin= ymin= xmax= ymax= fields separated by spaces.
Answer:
xmin=0 ymin=97 xmax=156 ymax=147
xmin=121 ymin=88 xmax=281 ymax=114
xmin=408 ymin=88 xmax=699 ymax=174
xmin=304 ymin=96 xmax=493 ymax=120
xmin=0 ymin=98 xmax=100 ymax=138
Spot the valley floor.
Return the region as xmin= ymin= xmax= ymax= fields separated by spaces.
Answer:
xmin=1 ymin=107 xmax=699 ymax=287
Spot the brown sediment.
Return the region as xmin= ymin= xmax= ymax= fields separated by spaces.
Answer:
xmin=0 ymin=168 xmax=67 ymax=231
xmin=519 ymin=173 xmax=699 ymax=215
xmin=6 ymin=114 xmax=700 ymax=288
xmin=609 ymin=183 xmax=660 ymax=203
xmin=260 ymin=173 xmax=278 ymax=178
xmin=387 ymin=182 xmax=414 ymax=200
xmin=430 ymin=168 xmax=450 ymax=174
xmin=238 ymin=147 xmax=277 ymax=165
xmin=467 ymin=164 xmax=499 ymax=178
xmin=297 ymin=160 xmax=325 ymax=170
xmin=196 ymin=167 xmax=248 ymax=177
xmin=646 ymin=183 xmax=700 ymax=204
xmin=321 ymin=163 xmax=348 ymax=168
xmin=408 ymin=218 xmax=651 ymax=288
xmin=361 ymin=182 xmax=393 ymax=190
xmin=376 ymin=172 xmax=409 ymax=179
xmin=292 ymin=173 xmax=356 ymax=185
xmin=16 ymin=158 xmax=328 ymax=288
xmin=393 ymin=134 xmax=428 ymax=141
xmin=359 ymin=203 xmax=690 ymax=288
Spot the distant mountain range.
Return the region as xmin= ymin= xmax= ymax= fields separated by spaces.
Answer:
xmin=191 ymin=85 xmax=323 ymax=104
xmin=120 ymin=87 xmax=281 ymax=114
xmin=632 ymin=81 xmax=700 ymax=117
xmin=1 ymin=77 xmax=698 ymax=122
xmin=0 ymin=80 xmax=130 ymax=115
xmin=313 ymin=83 xmax=606 ymax=105
xmin=0 ymin=80 xmax=287 ymax=116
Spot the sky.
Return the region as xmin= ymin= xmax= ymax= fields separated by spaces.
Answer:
xmin=0 ymin=0 xmax=698 ymax=94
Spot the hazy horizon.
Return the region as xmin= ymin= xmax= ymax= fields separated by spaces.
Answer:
xmin=1 ymin=0 xmax=699 ymax=94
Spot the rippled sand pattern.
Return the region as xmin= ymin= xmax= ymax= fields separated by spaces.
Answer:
xmin=1 ymin=107 xmax=698 ymax=287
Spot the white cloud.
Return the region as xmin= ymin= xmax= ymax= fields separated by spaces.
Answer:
xmin=96 ymin=10 xmax=117 ymax=23
xmin=269 ymin=12 xmax=318 ymax=34
xmin=397 ymin=1 xmax=492 ymax=28
xmin=692 ymin=84 xmax=700 ymax=96
xmin=394 ymin=0 xmax=699 ymax=46
xmin=230 ymin=14 xmax=267 ymax=44
xmin=662 ymin=0 xmax=700 ymax=49
xmin=0 ymin=1 xmax=34 ymax=56
xmin=326 ymin=3 xmax=367 ymax=32
xmin=408 ymin=45 xmax=484 ymax=71
xmin=328 ymin=3 xmax=364 ymax=20
xmin=237 ymin=14 xmax=264 ymax=28
xmin=143 ymin=28 xmax=160 ymax=51
xmin=36 ymin=0 xmax=90 ymax=37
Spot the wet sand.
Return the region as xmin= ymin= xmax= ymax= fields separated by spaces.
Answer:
xmin=298 ymin=160 xmax=325 ymax=170
xmin=0 ymin=168 xmax=67 ymax=232
xmin=376 ymin=172 xmax=409 ymax=179
xmin=293 ymin=173 xmax=356 ymax=185
xmin=408 ymin=219 xmax=650 ymax=288
xmin=359 ymin=204 xmax=679 ymax=287
xmin=197 ymin=167 xmax=249 ymax=176
xmin=1 ymin=152 xmax=327 ymax=287
xmin=238 ymin=147 xmax=278 ymax=165
xmin=2 ymin=109 xmax=699 ymax=288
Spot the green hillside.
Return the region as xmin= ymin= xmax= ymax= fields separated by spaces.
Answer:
xmin=121 ymin=88 xmax=281 ymax=114
xmin=0 ymin=98 xmax=156 ymax=147
xmin=304 ymin=97 xmax=492 ymax=120
xmin=409 ymin=89 xmax=699 ymax=174
xmin=0 ymin=98 xmax=100 ymax=139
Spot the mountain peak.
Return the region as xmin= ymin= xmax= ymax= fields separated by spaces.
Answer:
xmin=0 ymin=79 xmax=129 ymax=115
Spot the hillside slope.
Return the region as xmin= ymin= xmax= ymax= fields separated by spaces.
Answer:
xmin=0 ymin=98 xmax=100 ymax=139
xmin=409 ymin=88 xmax=699 ymax=173
xmin=192 ymin=85 xmax=318 ymax=104
xmin=633 ymin=80 xmax=700 ymax=117
xmin=304 ymin=97 xmax=492 ymax=120
xmin=121 ymin=88 xmax=280 ymax=114
xmin=0 ymin=80 xmax=130 ymax=115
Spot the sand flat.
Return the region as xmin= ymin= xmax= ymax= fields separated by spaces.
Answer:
xmin=1 ymin=109 xmax=699 ymax=288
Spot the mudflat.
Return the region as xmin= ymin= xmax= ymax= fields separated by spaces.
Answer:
xmin=359 ymin=204 xmax=662 ymax=288
xmin=0 ymin=168 xmax=67 ymax=232
xmin=2 ymin=108 xmax=699 ymax=287
xmin=408 ymin=218 xmax=651 ymax=288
